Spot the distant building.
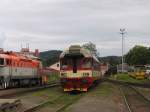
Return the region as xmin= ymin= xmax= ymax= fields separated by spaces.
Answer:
xmin=42 ymin=67 xmax=59 ymax=75
xmin=13 ymin=48 xmax=40 ymax=60
xmin=0 ymin=47 xmax=40 ymax=61
xmin=0 ymin=48 xmax=4 ymax=53
xmin=100 ymin=63 xmax=109 ymax=75
xmin=20 ymin=48 xmax=39 ymax=57
xmin=49 ymin=62 xmax=60 ymax=71
xmin=41 ymin=62 xmax=60 ymax=76
xmin=117 ymin=63 xmax=129 ymax=73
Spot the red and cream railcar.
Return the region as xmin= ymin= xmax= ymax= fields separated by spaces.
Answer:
xmin=60 ymin=45 xmax=102 ymax=92
xmin=0 ymin=52 xmax=43 ymax=89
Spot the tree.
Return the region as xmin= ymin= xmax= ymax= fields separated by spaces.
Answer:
xmin=100 ymin=56 xmax=121 ymax=66
xmin=82 ymin=42 xmax=99 ymax=57
xmin=125 ymin=45 xmax=150 ymax=65
xmin=40 ymin=50 xmax=62 ymax=67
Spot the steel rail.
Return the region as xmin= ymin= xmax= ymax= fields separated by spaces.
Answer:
xmin=23 ymin=95 xmax=64 ymax=112
xmin=104 ymin=78 xmax=150 ymax=88
xmin=129 ymin=86 xmax=150 ymax=102
xmin=0 ymin=82 xmax=60 ymax=98
xmin=119 ymin=84 xmax=150 ymax=112
xmin=24 ymin=93 xmax=83 ymax=112
xmin=119 ymin=87 xmax=133 ymax=112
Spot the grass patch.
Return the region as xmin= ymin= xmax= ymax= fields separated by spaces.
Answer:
xmin=32 ymin=87 xmax=63 ymax=99
xmin=48 ymin=72 xmax=60 ymax=83
xmin=38 ymin=92 xmax=83 ymax=112
xmin=33 ymin=83 xmax=116 ymax=112
xmin=63 ymin=83 xmax=117 ymax=112
xmin=89 ymin=82 xmax=115 ymax=97
xmin=54 ymin=93 xmax=82 ymax=104
xmin=110 ymin=73 xmax=150 ymax=84
xmin=43 ymin=72 xmax=60 ymax=83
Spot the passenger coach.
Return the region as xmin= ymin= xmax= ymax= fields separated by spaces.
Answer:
xmin=60 ymin=45 xmax=102 ymax=92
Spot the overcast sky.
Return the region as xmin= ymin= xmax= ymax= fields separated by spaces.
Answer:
xmin=0 ymin=0 xmax=150 ymax=56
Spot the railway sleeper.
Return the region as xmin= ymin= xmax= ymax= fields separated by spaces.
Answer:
xmin=0 ymin=99 xmax=21 ymax=112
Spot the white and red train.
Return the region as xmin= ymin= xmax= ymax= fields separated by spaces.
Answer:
xmin=60 ymin=45 xmax=102 ymax=92
xmin=0 ymin=51 xmax=45 ymax=89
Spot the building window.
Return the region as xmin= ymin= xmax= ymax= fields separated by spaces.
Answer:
xmin=0 ymin=58 xmax=4 ymax=65
xmin=57 ymin=64 xmax=59 ymax=67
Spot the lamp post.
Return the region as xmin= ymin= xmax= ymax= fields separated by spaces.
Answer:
xmin=120 ymin=29 xmax=126 ymax=73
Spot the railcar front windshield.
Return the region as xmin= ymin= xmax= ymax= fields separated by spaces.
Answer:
xmin=61 ymin=58 xmax=72 ymax=69
xmin=60 ymin=57 xmax=92 ymax=72
xmin=61 ymin=58 xmax=81 ymax=70
xmin=0 ymin=58 xmax=4 ymax=65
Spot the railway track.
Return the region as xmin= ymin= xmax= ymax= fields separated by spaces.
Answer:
xmin=23 ymin=95 xmax=64 ymax=112
xmin=104 ymin=78 xmax=150 ymax=88
xmin=105 ymin=79 xmax=150 ymax=112
xmin=23 ymin=93 xmax=83 ymax=112
xmin=0 ymin=82 xmax=60 ymax=112
xmin=0 ymin=82 xmax=60 ymax=98
xmin=120 ymin=85 xmax=150 ymax=112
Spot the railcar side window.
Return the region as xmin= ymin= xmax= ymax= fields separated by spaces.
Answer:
xmin=93 ymin=62 xmax=99 ymax=70
xmin=82 ymin=59 xmax=91 ymax=68
xmin=0 ymin=58 xmax=4 ymax=65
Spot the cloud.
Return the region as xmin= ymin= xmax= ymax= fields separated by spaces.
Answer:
xmin=0 ymin=0 xmax=150 ymax=56
xmin=0 ymin=32 xmax=6 ymax=48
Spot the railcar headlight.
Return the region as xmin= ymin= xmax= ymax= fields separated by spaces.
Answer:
xmin=61 ymin=73 xmax=67 ymax=77
xmin=83 ymin=73 xmax=89 ymax=77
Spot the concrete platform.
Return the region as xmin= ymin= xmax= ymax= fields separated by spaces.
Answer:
xmin=0 ymin=99 xmax=21 ymax=112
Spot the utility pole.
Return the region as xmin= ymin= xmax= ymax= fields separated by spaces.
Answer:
xmin=120 ymin=29 xmax=126 ymax=73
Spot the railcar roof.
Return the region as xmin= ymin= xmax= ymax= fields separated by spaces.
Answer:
xmin=60 ymin=48 xmax=91 ymax=58
xmin=0 ymin=52 xmax=39 ymax=62
xmin=60 ymin=45 xmax=100 ymax=63
xmin=0 ymin=54 xmax=10 ymax=59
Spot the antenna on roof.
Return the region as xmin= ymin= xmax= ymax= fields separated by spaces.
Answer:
xmin=21 ymin=44 xmax=22 ymax=49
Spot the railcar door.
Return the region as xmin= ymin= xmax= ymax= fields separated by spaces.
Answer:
xmin=9 ymin=59 xmax=13 ymax=86
xmin=0 ymin=58 xmax=4 ymax=85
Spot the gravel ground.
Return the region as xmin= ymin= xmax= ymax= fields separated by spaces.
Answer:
xmin=22 ymin=87 xmax=63 ymax=111
xmin=122 ymin=86 xmax=150 ymax=112
xmin=0 ymin=88 xmax=27 ymax=98
xmin=61 ymin=82 xmax=128 ymax=112
xmin=1 ymin=87 xmax=63 ymax=112
xmin=134 ymin=87 xmax=150 ymax=101
xmin=2 ymin=82 xmax=145 ymax=112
